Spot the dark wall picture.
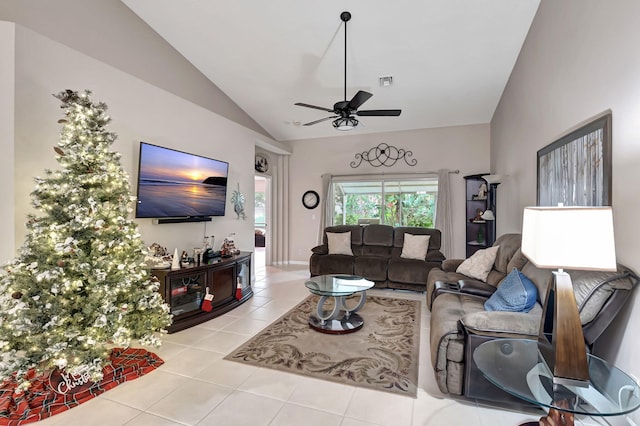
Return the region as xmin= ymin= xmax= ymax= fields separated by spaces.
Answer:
xmin=537 ymin=113 xmax=612 ymax=206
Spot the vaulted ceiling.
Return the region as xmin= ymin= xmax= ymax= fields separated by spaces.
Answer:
xmin=122 ymin=0 xmax=540 ymax=142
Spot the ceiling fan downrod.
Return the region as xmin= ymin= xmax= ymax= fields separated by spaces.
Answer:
xmin=341 ymin=11 xmax=351 ymax=103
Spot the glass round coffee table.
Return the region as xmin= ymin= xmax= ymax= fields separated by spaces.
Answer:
xmin=473 ymin=339 xmax=640 ymax=425
xmin=304 ymin=274 xmax=374 ymax=334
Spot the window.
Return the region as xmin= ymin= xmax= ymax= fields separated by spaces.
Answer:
xmin=331 ymin=177 xmax=438 ymax=227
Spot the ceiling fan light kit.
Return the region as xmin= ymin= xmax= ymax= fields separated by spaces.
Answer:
xmin=294 ymin=11 xmax=401 ymax=131
xmin=333 ymin=117 xmax=358 ymax=131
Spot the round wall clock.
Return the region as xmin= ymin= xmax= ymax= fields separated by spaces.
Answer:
xmin=255 ymin=153 xmax=269 ymax=173
xmin=302 ymin=190 xmax=320 ymax=209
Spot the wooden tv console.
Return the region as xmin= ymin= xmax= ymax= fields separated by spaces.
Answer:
xmin=152 ymin=252 xmax=252 ymax=333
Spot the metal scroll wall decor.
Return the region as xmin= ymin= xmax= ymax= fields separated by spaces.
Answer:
xmin=350 ymin=143 xmax=417 ymax=168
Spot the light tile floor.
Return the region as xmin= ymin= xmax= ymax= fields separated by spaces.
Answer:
xmin=36 ymin=249 xmax=547 ymax=425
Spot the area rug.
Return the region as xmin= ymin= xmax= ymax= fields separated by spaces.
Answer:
xmin=0 ymin=348 xmax=163 ymax=425
xmin=225 ymin=294 xmax=421 ymax=397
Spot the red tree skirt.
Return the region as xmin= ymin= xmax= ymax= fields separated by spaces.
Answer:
xmin=0 ymin=347 xmax=164 ymax=425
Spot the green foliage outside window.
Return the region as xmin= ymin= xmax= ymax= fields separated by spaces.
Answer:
xmin=333 ymin=183 xmax=436 ymax=227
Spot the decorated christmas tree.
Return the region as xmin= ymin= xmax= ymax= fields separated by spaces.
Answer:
xmin=0 ymin=90 xmax=171 ymax=390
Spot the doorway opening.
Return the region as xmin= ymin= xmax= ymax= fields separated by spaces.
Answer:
xmin=254 ymin=175 xmax=269 ymax=269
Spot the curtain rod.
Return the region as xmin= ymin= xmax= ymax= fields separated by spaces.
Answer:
xmin=327 ymin=169 xmax=460 ymax=179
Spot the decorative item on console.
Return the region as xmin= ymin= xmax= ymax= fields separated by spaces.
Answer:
xmin=221 ymin=233 xmax=240 ymax=257
xmin=201 ymin=235 xmax=221 ymax=263
xmin=180 ymin=251 xmax=190 ymax=267
xmin=144 ymin=242 xmax=172 ymax=268
xmin=171 ymin=248 xmax=180 ymax=270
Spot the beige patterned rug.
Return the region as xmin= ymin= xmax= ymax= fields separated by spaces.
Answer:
xmin=225 ymin=294 xmax=421 ymax=397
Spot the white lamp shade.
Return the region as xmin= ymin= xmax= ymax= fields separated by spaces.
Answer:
xmin=521 ymin=206 xmax=616 ymax=271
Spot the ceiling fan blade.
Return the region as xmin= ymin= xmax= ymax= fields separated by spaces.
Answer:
xmin=303 ymin=116 xmax=338 ymax=126
xmin=346 ymin=91 xmax=373 ymax=110
xmin=294 ymin=102 xmax=334 ymax=113
xmin=356 ymin=109 xmax=402 ymax=117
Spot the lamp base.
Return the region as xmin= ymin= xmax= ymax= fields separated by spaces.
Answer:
xmin=538 ymin=270 xmax=589 ymax=387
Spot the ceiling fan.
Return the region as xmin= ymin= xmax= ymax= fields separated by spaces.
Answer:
xmin=294 ymin=11 xmax=401 ymax=131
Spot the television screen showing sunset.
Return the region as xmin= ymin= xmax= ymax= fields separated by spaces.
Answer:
xmin=135 ymin=142 xmax=229 ymax=218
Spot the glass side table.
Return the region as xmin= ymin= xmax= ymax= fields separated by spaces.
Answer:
xmin=474 ymin=339 xmax=640 ymax=425
xmin=304 ymin=274 xmax=374 ymax=334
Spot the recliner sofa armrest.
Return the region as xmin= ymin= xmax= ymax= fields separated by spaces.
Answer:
xmin=311 ymin=245 xmax=328 ymax=255
xmin=426 ymin=250 xmax=446 ymax=262
xmin=442 ymin=259 xmax=464 ymax=272
xmin=458 ymin=280 xmax=497 ymax=298
xmin=460 ymin=309 xmax=541 ymax=338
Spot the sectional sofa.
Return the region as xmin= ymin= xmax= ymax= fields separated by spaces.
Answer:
xmin=309 ymin=224 xmax=445 ymax=292
xmin=426 ymin=233 xmax=638 ymax=404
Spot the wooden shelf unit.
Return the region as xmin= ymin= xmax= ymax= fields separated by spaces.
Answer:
xmin=464 ymin=174 xmax=497 ymax=257
xmin=152 ymin=252 xmax=252 ymax=333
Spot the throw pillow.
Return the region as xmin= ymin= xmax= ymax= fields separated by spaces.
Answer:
xmin=401 ymin=233 xmax=431 ymax=260
xmin=485 ymin=268 xmax=538 ymax=312
xmin=456 ymin=245 xmax=500 ymax=281
xmin=326 ymin=232 xmax=353 ymax=256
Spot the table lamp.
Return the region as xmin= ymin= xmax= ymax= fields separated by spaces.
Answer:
xmin=521 ymin=206 xmax=616 ymax=387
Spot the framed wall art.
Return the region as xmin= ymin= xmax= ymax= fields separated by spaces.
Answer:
xmin=255 ymin=153 xmax=269 ymax=173
xmin=537 ymin=113 xmax=612 ymax=207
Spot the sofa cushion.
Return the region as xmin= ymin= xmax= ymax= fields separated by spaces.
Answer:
xmin=327 ymin=232 xmax=353 ymax=255
xmin=388 ymin=258 xmax=437 ymax=285
xmin=484 ymin=268 xmax=538 ymax=313
xmin=312 ymin=254 xmax=355 ymax=275
xmin=568 ymin=268 xmax=634 ymax=324
xmin=401 ymin=233 xmax=430 ymax=260
xmin=492 ymin=234 xmax=522 ymax=274
xmin=521 ymin=262 xmax=553 ymax=304
xmin=456 ymin=246 xmax=499 ymax=281
xmin=354 ymin=256 xmax=388 ymax=282
xmin=362 ymin=224 xmax=394 ymax=246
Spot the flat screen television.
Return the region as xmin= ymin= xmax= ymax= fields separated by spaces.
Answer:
xmin=135 ymin=142 xmax=229 ymax=219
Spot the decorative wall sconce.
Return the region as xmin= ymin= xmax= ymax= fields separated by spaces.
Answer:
xmin=350 ymin=143 xmax=417 ymax=168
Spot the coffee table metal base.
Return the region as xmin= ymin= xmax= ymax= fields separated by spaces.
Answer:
xmin=308 ymin=312 xmax=364 ymax=334
xmin=308 ymin=293 xmax=367 ymax=334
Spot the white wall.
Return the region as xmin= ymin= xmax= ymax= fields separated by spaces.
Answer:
xmin=0 ymin=21 xmax=15 ymax=263
xmin=11 ymin=25 xmax=268 ymax=260
xmin=0 ymin=0 xmax=271 ymax=139
xmin=491 ymin=0 xmax=640 ymax=412
xmin=288 ymin=124 xmax=490 ymax=262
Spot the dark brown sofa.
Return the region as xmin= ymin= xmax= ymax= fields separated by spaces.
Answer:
xmin=309 ymin=224 xmax=445 ymax=292
xmin=426 ymin=233 xmax=638 ymax=406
